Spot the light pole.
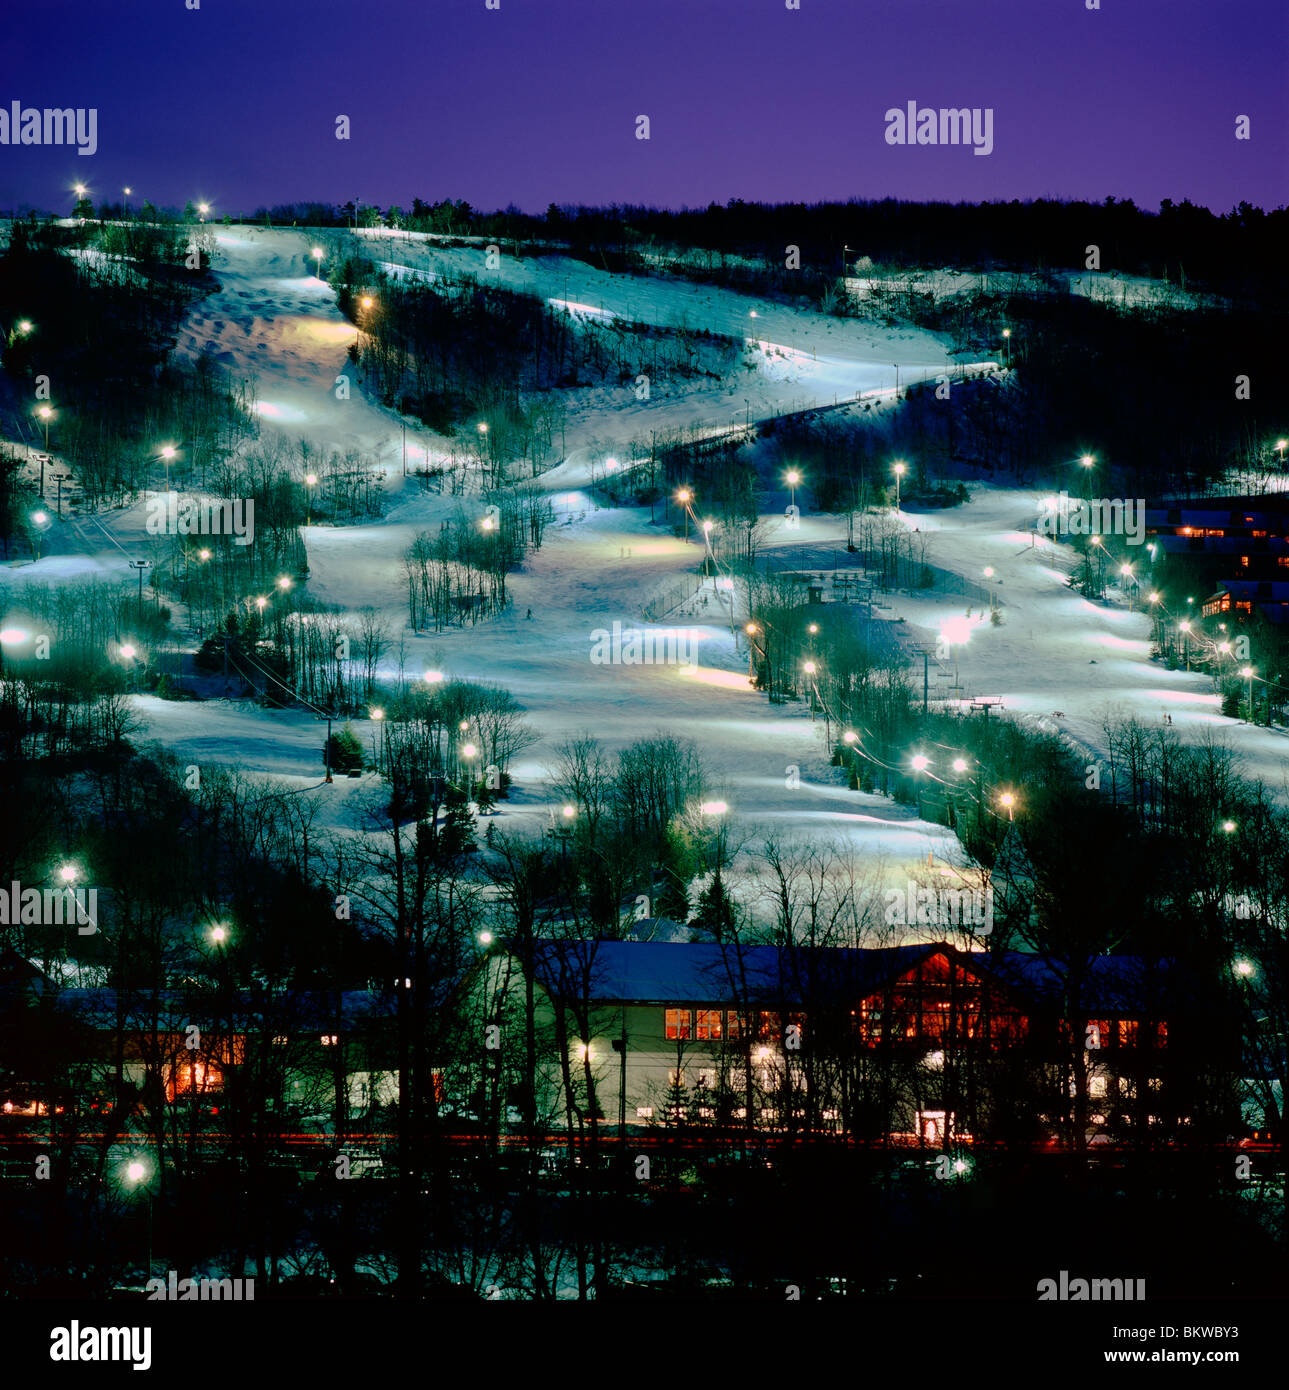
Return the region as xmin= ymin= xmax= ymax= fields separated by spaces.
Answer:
xmin=371 ymin=708 xmax=385 ymax=770
xmin=125 ymin=1160 xmax=153 ymax=1279
xmin=911 ymin=752 xmax=929 ymax=817
xmin=159 ymin=445 xmax=176 ymax=493
xmin=893 ymin=461 xmax=906 ymax=513
xmin=123 ymin=186 xmax=131 ymax=218
xmin=983 ymin=566 xmax=995 ymax=611
xmin=999 ymin=791 xmax=1016 ymax=822
xmin=785 ymin=469 xmax=800 ymax=511
xmin=1241 ymin=666 xmax=1255 ymax=723
xmin=676 ymin=488 xmax=692 ymax=541
xmin=1002 ymin=328 xmax=1011 ymax=367
xmin=1119 ymin=563 xmax=1135 ymax=610
xmin=312 ymin=247 xmax=324 ymax=281
xmin=1079 ymin=454 xmax=1095 ymax=501
xmin=1179 ymin=620 xmax=1191 ymax=671
xmin=305 ymin=472 xmax=317 ymax=527
xmin=37 ymin=404 xmax=53 ymax=454
xmin=129 ymin=560 xmax=150 ymax=620
xmin=49 ymin=471 xmax=69 ymax=517
xmin=29 ymin=510 xmax=50 ymax=561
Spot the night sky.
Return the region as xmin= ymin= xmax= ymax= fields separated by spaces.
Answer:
xmin=1 ymin=0 xmax=1286 ymax=215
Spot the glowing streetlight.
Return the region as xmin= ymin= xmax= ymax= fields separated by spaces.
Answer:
xmin=983 ymin=566 xmax=995 ymax=608
xmin=700 ymin=799 xmax=728 ymax=816
xmin=58 ymin=864 xmax=77 ymax=884
xmin=1222 ymin=820 xmax=1237 ymax=834
xmin=892 ymin=460 xmax=906 ymax=512
xmin=561 ymin=804 xmax=576 ymax=820
xmin=254 ymin=596 xmax=268 ymax=612
xmin=277 ymin=576 xmax=292 ymax=591
xmin=480 ymin=514 xmax=495 ymax=531
xmin=36 ymin=404 xmax=53 ymax=451
xmin=1002 ymin=327 xmax=1012 ymax=366
xmin=424 ymin=669 xmax=445 ymax=684
xmin=843 ymin=731 xmax=858 ymax=744
xmin=910 ymin=754 xmax=929 ymax=772
xmin=785 ymin=469 xmax=801 ymax=510
xmin=1234 ymin=959 xmax=1256 ymax=979
xmin=360 ymin=295 xmax=374 ymax=310
xmin=803 ymin=660 xmax=817 ymax=675
xmin=119 ymin=643 xmax=137 ymax=660
xmin=126 ymin=1161 xmax=147 ymax=1184
xmin=462 ymin=742 xmax=478 ymax=759
xmin=952 ymin=757 xmax=968 ymax=773
xmin=311 ymin=247 xmax=324 ymax=279
xmin=211 ymin=924 xmax=228 ymax=944
xmin=16 ymin=320 xmax=32 ymax=335
xmin=197 ymin=202 xmax=210 ymax=220
xmin=478 ymin=931 xmax=494 ymax=947
xmin=999 ymin=791 xmax=1016 ymax=820
xmin=198 ymin=548 xmax=211 ymax=561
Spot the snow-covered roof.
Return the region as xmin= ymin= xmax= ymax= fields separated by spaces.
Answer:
xmin=528 ymin=938 xmax=1176 ymax=1013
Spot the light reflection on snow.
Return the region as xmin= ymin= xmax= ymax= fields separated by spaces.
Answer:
xmin=254 ymin=401 xmax=308 ymax=423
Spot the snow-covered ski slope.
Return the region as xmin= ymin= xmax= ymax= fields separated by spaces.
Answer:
xmin=5 ymin=226 xmax=1285 ymax=875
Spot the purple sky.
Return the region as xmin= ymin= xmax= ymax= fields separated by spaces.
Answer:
xmin=1 ymin=0 xmax=1285 ymax=215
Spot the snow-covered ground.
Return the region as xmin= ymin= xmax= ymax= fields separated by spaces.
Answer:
xmin=4 ymin=226 xmax=1283 ymax=894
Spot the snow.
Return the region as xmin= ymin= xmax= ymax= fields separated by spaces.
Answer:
xmin=4 ymin=226 xmax=1284 ymax=901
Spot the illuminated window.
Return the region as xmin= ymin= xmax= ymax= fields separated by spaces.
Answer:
xmin=667 ymin=1068 xmax=685 ymax=1088
xmin=1090 ymin=1075 xmax=1107 ymax=1098
xmin=695 ymin=1009 xmax=722 ymax=1040
xmin=726 ymin=1011 xmax=744 ymax=1039
xmin=635 ymin=1106 xmax=654 ymax=1119
xmin=1116 ymin=1020 xmax=1138 ymax=1047
xmin=695 ymin=1069 xmax=716 ymax=1090
xmin=272 ymin=1035 xmax=289 ymax=1046
xmin=664 ymin=1009 xmax=692 ymax=1040
xmin=917 ymin=1110 xmax=949 ymax=1144
xmin=320 ymin=1033 xmax=339 ymax=1046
